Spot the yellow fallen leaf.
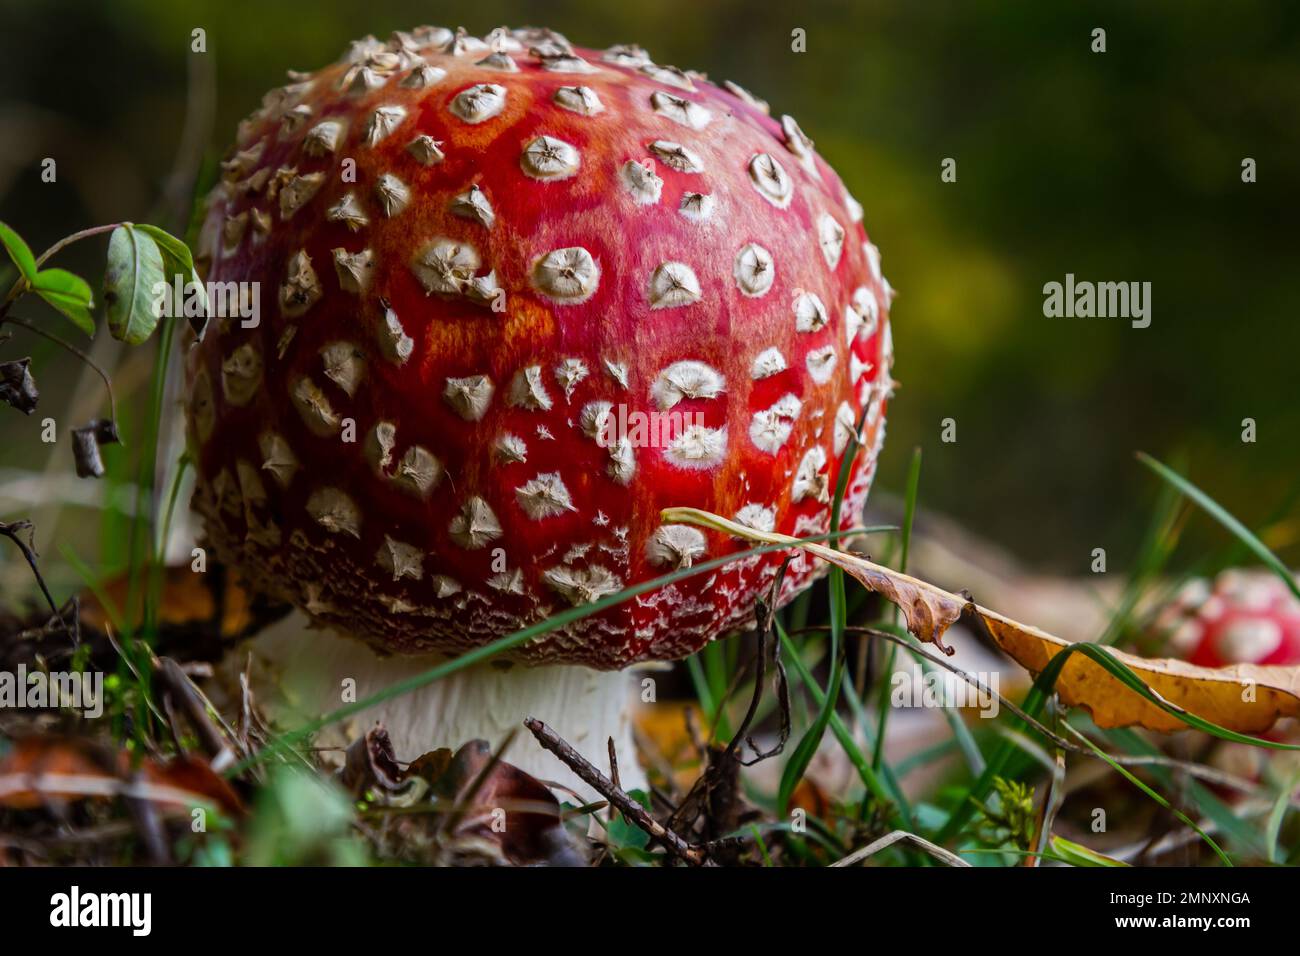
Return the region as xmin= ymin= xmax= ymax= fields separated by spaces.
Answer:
xmin=81 ymin=564 xmax=260 ymax=638
xmin=663 ymin=507 xmax=1300 ymax=737
xmin=634 ymin=700 xmax=704 ymax=792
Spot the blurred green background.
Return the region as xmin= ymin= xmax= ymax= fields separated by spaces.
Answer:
xmin=1 ymin=0 xmax=1297 ymax=596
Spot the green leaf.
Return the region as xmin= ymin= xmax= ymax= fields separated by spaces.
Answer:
xmin=136 ymin=223 xmax=207 ymax=333
xmin=778 ymin=570 xmax=847 ymax=815
xmin=0 ymin=220 xmax=37 ymax=282
xmin=103 ymin=224 xmax=166 ymax=345
xmin=135 ymin=224 xmax=202 ymax=291
xmin=605 ymin=790 xmax=652 ymax=850
xmin=1049 ymin=835 xmax=1129 ymax=867
xmin=33 ymin=267 xmax=95 ymax=336
xmin=36 ymin=291 xmax=95 ymax=336
xmin=34 ymin=266 xmax=93 ymax=301
xmin=134 ymin=224 xmax=194 ymax=275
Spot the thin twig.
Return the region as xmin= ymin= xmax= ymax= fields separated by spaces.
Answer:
xmin=831 ymin=830 xmax=970 ymax=867
xmin=607 ymin=736 xmax=621 ymax=793
xmin=731 ymin=636 xmax=775 ymax=766
xmin=1028 ymin=705 xmax=1067 ymax=868
xmin=33 ymin=223 xmax=123 ymax=271
xmin=123 ymin=770 xmax=172 ymax=865
xmin=525 ymin=717 xmax=711 ymax=866
xmin=4 ymin=316 xmax=118 ymax=426
xmin=683 ymin=705 xmax=706 ymax=757
xmin=741 ymin=564 xmax=796 ymax=765
xmin=0 ymin=519 xmax=76 ymax=645
xmin=668 ymin=570 xmax=799 ymax=847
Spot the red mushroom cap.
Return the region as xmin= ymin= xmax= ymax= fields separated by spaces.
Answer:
xmin=186 ymin=25 xmax=894 ymax=668
xmin=1154 ymin=569 xmax=1300 ymax=789
xmin=1155 ymin=569 xmax=1300 ymax=668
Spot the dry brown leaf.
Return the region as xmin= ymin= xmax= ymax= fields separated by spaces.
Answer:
xmin=832 ymin=556 xmax=963 ymax=652
xmin=342 ymin=729 xmax=582 ymax=865
xmin=431 ymin=739 xmax=583 ymax=866
xmin=0 ymin=735 xmax=243 ymax=813
xmin=977 ymin=609 xmax=1300 ymax=733
xmin=340 ymin=724 xmax=405 ymax=795
xmin=664 ymin=508 xmax=1300 ymax=736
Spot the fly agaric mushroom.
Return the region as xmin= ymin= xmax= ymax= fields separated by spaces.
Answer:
xmin=186 ymin=25 xmax=894 ymax=789
xmin=1153 ymin=569 xmax=1300 ymax=789
xmin=1155 ymin=569 xmax=1300 ymax=668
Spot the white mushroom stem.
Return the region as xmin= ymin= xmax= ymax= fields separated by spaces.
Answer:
xmin=232 ymin=610 xmax=648 ymax=800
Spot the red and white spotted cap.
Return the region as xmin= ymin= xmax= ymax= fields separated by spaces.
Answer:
xmin=186 ymin=25 xmax=894 ymax=669
xmin=1154 ymin=568 xmax=1300 ymax=667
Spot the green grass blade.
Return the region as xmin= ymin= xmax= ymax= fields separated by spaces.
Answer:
xmin=777 ymin=622 xmax=915 ymax=830
xmin=775 ymin=402 xmax=874 ymax=815
xmin=58 ymin=544 xmax=125 ymax=634
xmin=1265 ymin=766 xmax=1300 ymax=864
xmin=1138 ymin=452 xmax=1300 ymax=602
xmin=749 ymin=823 xmax=774 ymax=866
xmin=701 ymin=640 xmax=732 ymax=740
xmin=894 ymin=738 xmax=961 ymax=777
xmin=1071 ymin=728 xmax=1232 ymax=866
xmin=865 ymin=620 xmax=986 ymax=777
xmin=778 ymin=568 xmax=846 ymax=815
xmin=1103 ymin=725 xmax=1267 ymax=858
xmin=839 ymin=679 xmax=919 ymax=812
xmin=685 ymin=654 xmax=713 ymax=726
xmin=1050 ymin=835 xmax=1130 ymax=867
xmin=125 ymin=315 xmax=179 ymax=650
xmin=1096 ymin=469 xmax=1185 ymax=646
xmin=938 ymin=635 xmax=1300 ymax=844
xmin=873 ymin=449 xmax=922 ymax=770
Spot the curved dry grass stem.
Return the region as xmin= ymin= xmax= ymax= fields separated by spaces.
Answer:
xmin=831 ymin=830 xmax=969 ymax=867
